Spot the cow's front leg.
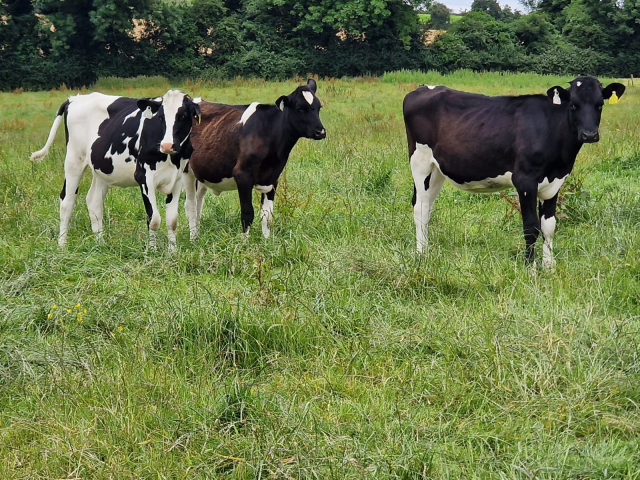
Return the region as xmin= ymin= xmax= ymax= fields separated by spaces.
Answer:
xmin=136 ymin=165 xmax=161 ymax=248
xmin=260 ymin=182 xmax=277 ymax=239
xmin=516 ymin=183 xmax=540 ymax=264
xmin=539 ymin=194 xmax=559 ymax=271
xmin=234 ymin=170 xmax=255 ymax=239
xmin=165 ymin=177 xmax=183 ymax=252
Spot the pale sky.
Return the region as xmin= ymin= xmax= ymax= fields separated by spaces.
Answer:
xmin=444 ymin=0 xmax=525 ymax=13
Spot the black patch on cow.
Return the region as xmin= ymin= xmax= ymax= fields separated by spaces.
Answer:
xmin=424 ymin=174 xmax=431 ymax=191
xmin=91 ymin=97 xmax=143 ymax=175
xmin=60 ymin=180 xmax=66 ymax=200
xmin=166 ymin=193 xmax=173 ymax=204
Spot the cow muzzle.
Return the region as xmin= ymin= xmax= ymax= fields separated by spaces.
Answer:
xmin=160 ymin=142 xmax=176 ymax=155
xmin=581 ymin=131 xmax=599 ymax=143
xmin=313 ymin=128 xmax=326 ymax=140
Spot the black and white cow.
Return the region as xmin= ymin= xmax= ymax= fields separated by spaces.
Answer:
xmin=31 ymin=90 xmax=201 ymax=249
xmin=184 ymin=79 xmax=326 ymax=239
xmin=403 ymin=76 xmax=625 ymax=268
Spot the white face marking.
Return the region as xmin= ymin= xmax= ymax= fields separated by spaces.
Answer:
xmin=427 ymin=85 xmax=436 ymax=89
xmin=576 ymin=81 xmax=582 ymax=87
xmin=254 ymin=185 xmax=273 ymax=194
xmin=553 ymin=89 xmax=561 ymax=105
xmin=278 ymin=99 xmax=285 ymax=111
xmin=239 ymin=102 xmax=260 ymax=125
xmin=193 ymin=97 xmax=202 ymax=104
xmin=302 ymin=91 xmax=314 ymax=105
xmin=537 ymin=175 xmax=567 ymax=200
xmin=159 ymin=90 xmax=187 ymax=147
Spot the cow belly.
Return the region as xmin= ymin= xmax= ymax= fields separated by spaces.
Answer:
xmin=92 ymin=156 xmax=138 ymax=187
xmin=203 ymin=177 xmax=237 ymax=195
xmin=537 ymin=175 xmax=567 ymax=200
xmin=445 ymin=172 xmax=514 ymax=193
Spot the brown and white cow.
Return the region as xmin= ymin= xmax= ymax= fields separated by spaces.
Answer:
xmin=184 ymin=79 xmax=326 ymax=239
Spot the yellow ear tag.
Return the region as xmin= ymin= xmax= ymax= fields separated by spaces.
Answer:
xmin=198 ymin=114 xmax=201 ymax=125
xmin=609 ymin=91 xmax=620 ymax=105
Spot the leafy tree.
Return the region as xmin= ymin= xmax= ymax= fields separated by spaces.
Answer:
xmin=513 ymin=11 xmax=556 ymax=52
xmin=471 ymin=0 xmax=503 ymax=19
xmin=429 ymin=1 xmax=451 ymax=28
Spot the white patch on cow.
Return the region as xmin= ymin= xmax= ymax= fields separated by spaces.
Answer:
xmin=302 ymin=91 xmax=314 ymax=105
xmin=576 ymin=81 xmax=582 ymax=87
xmin=540 ymin=214 xmax=557 ymax=270
xmin=159 ymin=90 xmax=188 ymax=148
xmin=239 ymin=102 xmax=260 ymax=125
xmin=154 ymin=97 xmax=162 ymax=102
xmin=427 ymin=85 xmax=436 ymax=89
xmin=553 ymin=89 xmax=561 ymax=105
xmin=261 ymin=198 xmax=274 ymax=238
xmin=203 ymin=177 xmax=237 ymax=195
xmin=123 ymin=110 xmax=139 ymax=123
xmin=411 ymin=143 xmax=446 ymax=253
xmin=278 ymin=99 xmax=285 ymax=111
xmin=193 ymin=97 xmax=202 ymax=104
xmin=255 ymin=185 xmax=273 ymax=194
xmin=537 ymin=175 xmax=567 ymax=200
xmin=142 ymin=107 xmax=153 ymax=120
xmin=443 ymin=169 xmax=514 ymax=193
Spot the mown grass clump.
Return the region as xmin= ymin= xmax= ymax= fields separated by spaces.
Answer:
xmin=1 ymin=72 xmax=639 ymax=478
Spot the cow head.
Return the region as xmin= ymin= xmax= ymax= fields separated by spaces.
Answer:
xmin=276 ymin=79 xmax=326 ymax=140
xmin=137 ymin=90 xmax=201 ymax=155
xmin=547 ymin=76 xmax=625 ymax=144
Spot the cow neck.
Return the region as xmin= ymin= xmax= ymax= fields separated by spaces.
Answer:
xmin=274 ymin=110 xmax=302 ymax=160
xmin=559 ymin=106 xmax=583 ymax=167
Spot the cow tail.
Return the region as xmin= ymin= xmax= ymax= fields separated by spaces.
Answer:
xmin=30 ymin=99 xmax=70 ymax=161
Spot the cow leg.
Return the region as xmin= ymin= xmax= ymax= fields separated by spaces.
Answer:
xmin=410 ymin=144 xmax=444 ymax=253
xmin=260 ymin=183 xmax=277 ymax=239
xmin=539 ymin=194 xmax=559 ymax=271
xmin=165 ymin=179 xmax=182 ymax=252
xmin=515 ymin=183 xmax=540 ymax=264
xmin=183 ymin=167 xmax=200 ymax=241
xmin=86 ymin=175 xmax=109 ymax=243
xmin=136 ymin=166 xmax=161 ymax=248
xmin=58 ymin=152 xmax=86 ymax=247
xmin=235 ymin=170 xmax=254 ymax=239
xmin=195 ymin=181 xmax=207 ymax=226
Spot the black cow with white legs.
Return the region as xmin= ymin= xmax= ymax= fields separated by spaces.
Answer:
xmin=31 ymin=90 xmax=201 ymax=249
xmin=184 ymin=79 xmax=326 ymax=240
xmin=403 ymin=76 xmax=625 ymax=269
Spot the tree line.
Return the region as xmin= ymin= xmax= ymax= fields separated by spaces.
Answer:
xmin=0 ymin=0 xmax=637 ymax=91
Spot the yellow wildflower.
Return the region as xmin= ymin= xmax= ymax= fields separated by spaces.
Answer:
xmin=47 ymin=313 xmax=52 ymax=319
xmin=52 ymin=305 xmax=57 ymax=309
xmin=118 ymin=326 xmax=123 ymax=332
xmin=77 ymin=317 xmax=83 ymax=322
xmin=75 ymin=303 xmax=81 ymax=308
xmin=83 ymin=309 xmax=87 ymax=314
xmin=67 ymin=309 xmax=71 ymax=313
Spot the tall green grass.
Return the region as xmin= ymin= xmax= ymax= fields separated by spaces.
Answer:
xmin=1 ymin=72 xmax=639 ymax=478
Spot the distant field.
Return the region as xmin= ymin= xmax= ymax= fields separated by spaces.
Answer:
xmin=418 ymin=12 xmax=464 ymax=23
xmin=1 ymin=71 xmax=639 ymax=478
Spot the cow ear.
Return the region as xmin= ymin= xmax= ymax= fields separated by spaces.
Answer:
xmin=191 ymin=103 xmax=201 ymax=124
xmin=602 ymin=83 xmax=626 ymax=99
xmin=546 ymin=86 xmax=570 ymax=105
xmin=276 ymin=95 xmax=288 ymax=111
xmin=306 ymin=78 xmax=317 ymax=94
xmin=137 ymin=98 xmax=161 ymax=115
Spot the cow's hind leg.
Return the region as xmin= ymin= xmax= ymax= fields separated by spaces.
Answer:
xmin=86 ymin=175 xmax=109 ymax=243
xmin=411 ymin=144 xmax=445 ymax=253
xmin=539 ymin=194 xmax=558 ymax=271
xmin=183 ymin=167 xmax=200 ymax=241
xmin=58 ymin=150 xmax=86 ymax=247
xmin=260 ymin=182 xmax=277 ymax=239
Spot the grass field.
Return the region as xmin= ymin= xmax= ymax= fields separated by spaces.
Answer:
xmin=1 ymin=70 xmax=640 ymax=478
xmin=418 ymin=13 xmax=463 ymax=23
